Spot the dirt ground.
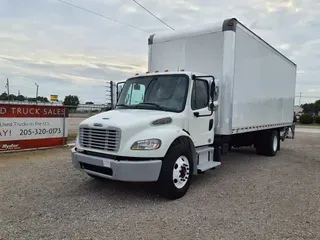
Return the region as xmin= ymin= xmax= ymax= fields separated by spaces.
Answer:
xmin=0 ymin=132 xmax=320 ymax=240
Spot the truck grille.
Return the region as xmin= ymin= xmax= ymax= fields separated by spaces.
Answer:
xmin=79 ymin=127 xmax=121 ymax=152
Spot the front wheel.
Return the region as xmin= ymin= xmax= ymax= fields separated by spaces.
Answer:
xmin=157 ymin=138 xmax=193 ymax=200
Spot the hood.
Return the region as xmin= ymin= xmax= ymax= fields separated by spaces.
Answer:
xmin=79 ymin=109 xmax=184 ymax=130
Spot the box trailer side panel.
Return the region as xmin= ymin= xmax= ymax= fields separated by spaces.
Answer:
xmin=231 ymin=24 xmax=297 ymax=133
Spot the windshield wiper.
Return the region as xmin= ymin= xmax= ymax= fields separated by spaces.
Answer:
xmin=136 ymin=102 xmax=165 ymax=111
xmin=115 ymin=104 xmax=133 ymax=108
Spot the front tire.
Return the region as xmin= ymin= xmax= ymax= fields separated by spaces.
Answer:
xmin=157 ymin=138 xmax=194 ymax=200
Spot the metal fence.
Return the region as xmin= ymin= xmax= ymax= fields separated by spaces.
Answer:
xmin=0 ymin=100 xmax=63 ymax=106
xmin=65 ymin=104 xmax=111 ymax=136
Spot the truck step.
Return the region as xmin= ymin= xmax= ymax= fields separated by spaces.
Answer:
xmin=197 ymin=161 xmax=221 ymax=172
xmin=196 ymin=146 xmax=214 ymax=154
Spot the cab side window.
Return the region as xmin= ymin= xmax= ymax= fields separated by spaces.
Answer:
xmin=191 ymin=80 xmax=209 ymax=110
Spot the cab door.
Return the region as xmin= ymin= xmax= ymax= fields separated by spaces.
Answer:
xmin=188 ymin=79 xmax=214 ymax=147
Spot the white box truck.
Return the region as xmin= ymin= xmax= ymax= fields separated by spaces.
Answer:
xmin=71 ymin=18 xmax=297 ymax=199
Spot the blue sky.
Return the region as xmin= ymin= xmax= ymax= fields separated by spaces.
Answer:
xmin=0 ymin=0 xmax=319 ymax=104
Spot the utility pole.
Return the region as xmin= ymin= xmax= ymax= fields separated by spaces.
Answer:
xmin=6 ymin=78 xmax=10 ymax=96
xmin=5 ymin=78 xmax=10 ymax=100
xmin=299 ymin=92 xmax=302 ymax=105
xmin=35 ymin=83 xmax=39 ymax=104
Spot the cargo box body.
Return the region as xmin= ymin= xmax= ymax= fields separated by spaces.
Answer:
xmin=148 ymin=18 xmax=297 ymax=136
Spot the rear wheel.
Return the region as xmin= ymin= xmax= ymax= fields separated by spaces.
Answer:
xmin=256 ymin=130 xmax=279 ymax=156
xmin=157 ymin=138 xmax=193 ymax=200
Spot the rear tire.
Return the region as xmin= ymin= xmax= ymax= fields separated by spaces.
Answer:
xmin=157 ymin=138 xmax=194 ymax=200
xmin=256 ymin=130 xmax=279 ymax=156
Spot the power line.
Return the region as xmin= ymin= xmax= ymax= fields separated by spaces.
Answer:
xmin=56 ymin=0 xmax=147 ymax=33
xmin=132 ymin=0 xmax=175 ymax=31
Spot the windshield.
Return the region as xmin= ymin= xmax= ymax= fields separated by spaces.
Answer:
xmin=116 ymin=74 xmax=189 ymax=112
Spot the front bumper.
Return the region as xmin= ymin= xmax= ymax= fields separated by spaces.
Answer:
xmin=71 ymin=147 xmax=162 ymax=182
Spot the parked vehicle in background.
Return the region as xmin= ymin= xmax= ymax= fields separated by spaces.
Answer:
xmin=71 ymin=18 xmax=297 ymax=199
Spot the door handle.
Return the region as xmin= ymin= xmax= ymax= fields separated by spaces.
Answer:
xmin=209 ymin=119 xmax=213 ymax=131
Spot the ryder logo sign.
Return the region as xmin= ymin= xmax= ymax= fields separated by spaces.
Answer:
xmin=1 ymin=143 xmax=20 ymax=151
xmin=0 ymin=104 xmax=69 ymax=152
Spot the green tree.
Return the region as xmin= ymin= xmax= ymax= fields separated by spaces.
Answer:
xmin=314 ymin=100 xmax=320 ymax=113
xmin=7 ymin=94 xmax=16 ymax=101
xmin=0 ymin=92 xmax=8 ymax=100
xmin=299 ymin=114 xmax=314 ymax=124
xmin=301 ymin=103 xmax=315 ymax=114
xmin=301 ymin=99 xmax=320 ymax=115
xmin=16 ymin=94 xmax=26 ymax=101
xmin=36 ymin=96 xmax=49 ymax=102
xmin=0 ymin=92 xmax=49 ymax=103
xmin=63 ymin=95 xmax=80 ymax=109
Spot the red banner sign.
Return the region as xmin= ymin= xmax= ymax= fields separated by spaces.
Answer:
xmin=0 ymin=104 xmax=68 ymax=118
xmin=0 ymin=104 xmax=68 ymax=153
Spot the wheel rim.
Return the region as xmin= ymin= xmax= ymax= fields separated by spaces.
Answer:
xmin=172 ymin=155 xmax=190 ymax=189
xmin=273 ymin=135 xmax=278 ymax=152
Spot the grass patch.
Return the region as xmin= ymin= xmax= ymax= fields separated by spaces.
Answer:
xmin=296 ymin=123 xmax=320 ymax=128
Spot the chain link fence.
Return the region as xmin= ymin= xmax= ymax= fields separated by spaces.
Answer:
xmin=65 ymin=104 xmax=111 ymax=138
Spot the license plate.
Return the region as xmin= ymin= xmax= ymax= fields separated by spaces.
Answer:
xmin=102 ymin=159 xmax=111 ymax=168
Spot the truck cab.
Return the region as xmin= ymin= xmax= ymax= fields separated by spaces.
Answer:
xmin=72 ymin=71 xmax=221 ymax=199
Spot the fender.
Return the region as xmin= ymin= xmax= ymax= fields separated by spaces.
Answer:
xmin=121 ymin=125 xmax=198 ymax=175
xmin=121 ymin=125 xmax=192 ymax=158
xmin=168 ymin=135 xmax=198 ymax=176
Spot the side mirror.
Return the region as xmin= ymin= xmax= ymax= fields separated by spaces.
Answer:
xmin=210 ymin=82 xmax=215 ymax=100
xmin=209 ymin=102 xmax=214 ymax=111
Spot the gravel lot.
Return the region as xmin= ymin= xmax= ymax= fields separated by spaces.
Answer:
xmin=1 ymin=132 xmax=320 ymax=240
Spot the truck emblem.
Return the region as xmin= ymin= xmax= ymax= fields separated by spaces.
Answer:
xmin=93 ymin=123 xmax=103 ymax=127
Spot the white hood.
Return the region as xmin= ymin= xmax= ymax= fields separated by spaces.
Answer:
xmin=79 ymin=109 xmax=185 ymax=130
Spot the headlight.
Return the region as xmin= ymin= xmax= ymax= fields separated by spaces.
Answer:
xmin=130 ymin=139 xmax=161 ymax=150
